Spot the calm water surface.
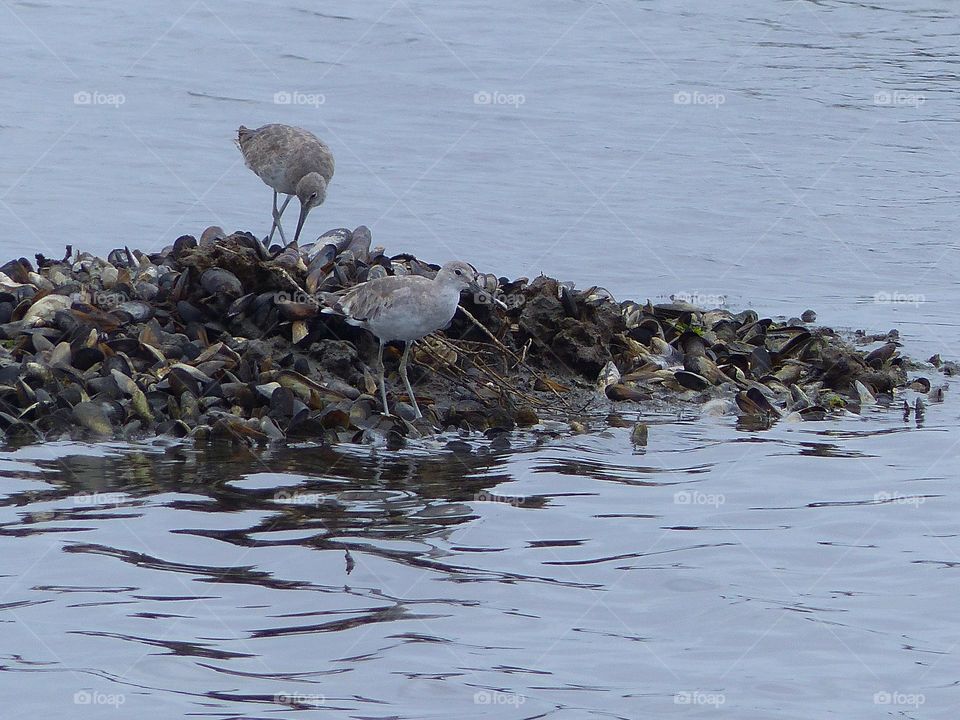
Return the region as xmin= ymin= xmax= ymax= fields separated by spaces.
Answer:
xmin=0 ymin=0 xmax=958 ymax=717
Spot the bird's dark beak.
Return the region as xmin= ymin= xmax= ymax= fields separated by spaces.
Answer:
xmin=466 ymin=278 xmax=508 ymax=310
xmin=291 ymin=203 xmax=310 ymax=248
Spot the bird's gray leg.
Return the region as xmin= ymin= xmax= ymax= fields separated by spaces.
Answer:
xmin=377 ymin=340 xmax=390 ymax=416
xmin=268 ymin=192 xmax=292 ymax=245
xmin=398 ymin=342 xmax=422 ymax=419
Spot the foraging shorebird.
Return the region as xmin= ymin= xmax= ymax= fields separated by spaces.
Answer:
xmin=321 ymin=261 xmax=482 ymax=418
xmin=236 ymin=124 xmax=334 ymax=247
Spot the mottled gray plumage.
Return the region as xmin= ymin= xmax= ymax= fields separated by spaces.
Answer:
xmin=322 ymin=261 xmax=480 ymax=418
xmin=237 ymin=124 xmax=334 ymax=247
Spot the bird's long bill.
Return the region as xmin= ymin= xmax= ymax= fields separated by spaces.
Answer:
xmin=291 ymin=203 xmax=310 ymax=248
xmin=467 ymin=279 xmax=509 ymax=310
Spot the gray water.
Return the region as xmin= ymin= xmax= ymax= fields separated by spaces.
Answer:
xmin=0 ymin=0 xmax=958 ymax=717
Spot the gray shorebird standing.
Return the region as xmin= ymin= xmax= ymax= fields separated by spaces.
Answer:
xmin=236 ymin=124 xmax=334 ymax=247
xmin=321 ymin=261 xmax=482 ymax=419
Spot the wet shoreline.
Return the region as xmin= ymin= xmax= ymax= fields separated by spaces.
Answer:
xmin=0 ymin=227 xmax=945 ymax=447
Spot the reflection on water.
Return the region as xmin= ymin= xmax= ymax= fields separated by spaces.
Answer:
xmin=0 ymin=394 xmax=957 ymax=717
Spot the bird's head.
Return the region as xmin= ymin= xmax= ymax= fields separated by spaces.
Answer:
xmin=296 ymin=172 xmax=328 ymax=212
xmin=440 ymin=261 xmax=480 ymax=291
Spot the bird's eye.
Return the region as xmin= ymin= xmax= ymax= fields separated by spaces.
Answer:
xmin=310 ymin=192 xmax=318 ymax=200
xmin=455 ymin=269 xmax=462 ymax=275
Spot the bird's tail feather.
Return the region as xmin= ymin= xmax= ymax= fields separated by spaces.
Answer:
xmin=236 ymin=125 xmax=253 ymax=149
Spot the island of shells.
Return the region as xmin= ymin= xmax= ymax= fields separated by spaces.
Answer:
xmin=0 ymin=226 xmax=942 ymax=446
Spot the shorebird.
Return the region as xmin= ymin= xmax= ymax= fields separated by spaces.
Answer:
xmin=321 ymin=261 xmax=482 ymax=419
xmin=236 ymin=124 xmax=334 ymax=247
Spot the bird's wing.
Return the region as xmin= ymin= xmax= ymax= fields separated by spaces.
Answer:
xmin=321 ymin=276 xmax=425 ymax=324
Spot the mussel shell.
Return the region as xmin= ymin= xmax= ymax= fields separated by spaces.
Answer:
xmin=679 ymin=330 xmax=708 ymax=358
xmin=72 ymin=401 xmax=113 ymax=436
xmin=279 ymin=301 xmax=318 ymax=321
xmin=675 ymin=371 xmax=711 ymax=391
xmin=114 ymin=300 xmax=154 ymax=323
xmin=864 ymin=342 xmax=897 ymax=368
xmin=305 ymin=266 xmax=328 ymax=294
xmin=200 ymin=268 xmax=243 ymax=297
xmin=580 ymin=285 xmax=615 ymax=306
xmin=319 ymin=405 xmax=351 ymax=430
xmin=227 ymin=293 xmax=256 ymax=319
xmin=769 ymin=329 xmax=813 ymax=360
xmin=102 ymin=353 xmax=133 ymax=377
xmin=259 ymin=416 xmax=285 ymax=441
xmin=21 ymin=294 xmax=73 ymax=326
xmin=735 ymin=386 xmax=781 ymax=417
xmin=172 ymin=234 xmax=198 ymax=257
xmin=157 ymin=419 xmax=192 ymax=437
xmin=135 ymin=282 xmax=159 ymax=301
xmin=0 ymin=259 xmax=32 ymax=283
xmin=200 ymin=226 xmax=225 ymax=246
xmin=316 ymin=228 xmax=352 ymax=252
xmin=272 ymin=247 xmax=302 ymax=271
xmin=605 ymin=383 xmax=650 ymax=401
xmin=366 ymin=265 xmax=388 ymax=282
xmin=286 ymin=410 xmax=326 ymax=438
xmin=738 ymin=318 xmax=771 ymax=344
xmin=105 ymin=337 xmax=142 ymax=356
xmin=749 ymin=346 xmax=772 ymax=375
xmin=220 ymin=382 xmax=256 ymax=408
xmin=799 ymin=405 xmax=827 ymax=421
xmin=86 ymin=376 xmax=118 ymax=397
xmin=177 ymin=301 xmax=205 ymax=324
xmin=347 ymin=225 xmax=372 ymax=261
xmin=653 ymin=302 xmax=699 ymax=319
xmin=909 ymin=377 xmax=931 ymax=393
xmin=31 ymin=331 xmax=55 ymax=353
xmin=107 ymin=248 xmax=135 ymax=268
